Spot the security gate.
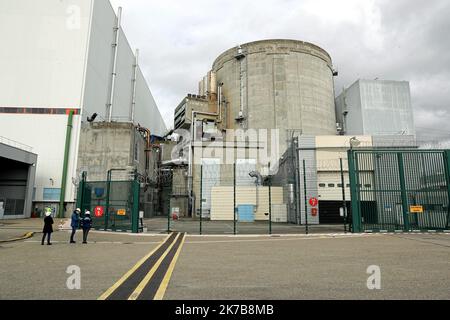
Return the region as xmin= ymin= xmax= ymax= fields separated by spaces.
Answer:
xmin=76 ymin=172 xmax=140 ymax=233
xmin=348 ymin=149 xmax=450 ymax=232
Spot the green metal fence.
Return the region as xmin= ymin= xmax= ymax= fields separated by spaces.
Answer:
xmin=348 ymin=149 xmax=450 ymax=232
xmin=76 ymin=172 xmax=140 ymax=233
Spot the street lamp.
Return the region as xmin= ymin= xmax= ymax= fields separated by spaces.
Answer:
xmin=349 ymin=136 xmax=361 ymax=149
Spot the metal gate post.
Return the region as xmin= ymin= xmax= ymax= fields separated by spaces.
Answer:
xmin=348 ymin=150 xmax=361 ymax=233
xmin=233 ymin=162 xmax=236 ymax=235
xmin=268 ymin=166 xmax=272 ymax=235
xmin=131 ymin=180 xmax=140 ymax=233
xmin=293 ymin=137 xmax=300 ymax=225
xmin=397 ymin=153 xmax=410 ymax=231
xmin=199 ymin=164 xmax=203 ymax=235
xmin=105 ymin=171 xmax=111 ymax=231
xmin=443 ymin=150 xmax=450 ymax=229
xmin=303 ymin=159 xmax=309 ymax=234
xmin=76 ymin=171 xmax=87 ymax=211
xmin=167 ymin=195 xmax=171 ymax=234
xmin=340 ymin=158 xmax=347 ymax=233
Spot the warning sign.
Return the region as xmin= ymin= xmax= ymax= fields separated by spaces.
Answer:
xmin=311 ymin=208 xmax=318 ymax=217
xmin=309 ymin=197 xmax=318 ymax=207
xmin=117 ymin=209 xmax=126 ymax=216
xmin=410 ymin=205 xmax=423 ymax=213
xmin=94 ymin=206 xmax=104 ymax=217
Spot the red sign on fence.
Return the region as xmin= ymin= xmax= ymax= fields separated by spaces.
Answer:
xmin=94 ymin=206 xmax=104 ymax=217
xmin=309 ymin=197 xmax=318 ymax=207
xmin=311 ymin=208 xmax=318 ymax=217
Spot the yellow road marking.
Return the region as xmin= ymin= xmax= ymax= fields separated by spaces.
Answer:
xmin=153 ymin=233 xmax=186 ymax=300
xmin=0 ymin=231 xmax=34 ymax=243
xmin=98 ymin=233 xmax=172 ymax=300
xmin=128 ymin=233 xmax=181 ymax=300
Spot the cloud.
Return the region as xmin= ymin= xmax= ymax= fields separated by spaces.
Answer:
xmin=110 ymin=0 xmax=450 ymax=141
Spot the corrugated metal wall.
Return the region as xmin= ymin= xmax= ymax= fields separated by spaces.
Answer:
xmin=210 ymin=186 xmax=283 ymax=221
xmin=298 ymin=136 xmax=319 ymax=224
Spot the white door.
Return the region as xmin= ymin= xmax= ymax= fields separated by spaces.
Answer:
xmin=201 ymin=158 xmax=221 ymax=218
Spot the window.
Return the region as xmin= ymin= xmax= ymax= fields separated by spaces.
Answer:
xmin=43 ymin=188 xmax=61 ymax=201
xmin=319 ymin=183 xmax=326 ymax=188
xmin=134 ymin=142 xmax=139 ymax=162
xmin=364 ymin=184 xmax=372 ymax=188
xmin=337 ymin=183 xmax=343 ymax=188
xmin=328 ymin=183 xmax=335 ymax=188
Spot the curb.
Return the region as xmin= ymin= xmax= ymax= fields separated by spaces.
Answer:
xmin=0 ymin=231 xmax=34 ymax=243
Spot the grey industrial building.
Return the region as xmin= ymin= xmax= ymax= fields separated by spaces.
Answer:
xmin=335 ymin=79 xmax=415 ymax=136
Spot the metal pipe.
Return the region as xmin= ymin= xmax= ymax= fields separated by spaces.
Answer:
xmin=199 ymin=164 xmax=203 ymax=234
xmin=58 ymin=110 xmax=74 ymax=218
xmin=268 ymin=161 xmax=272 ymax=235
xmin=303 ymin=159 xmax=309 ymax=234
xmin=340 ymin=158 xmax=347 ymax=233
xmin=217 ymin=83 xmax=224 ymax=124
xmin=107 ymin=7 xmax=122 ymax=122
xmin=187 ymin=109 xmax=221 ymax=216
xmin=233 ymin=162 xmax=236 ymax=235
xmin=188 ymin=110 xmax=218 ymax=184
xmin=130 ymin=48 xmax=139 ymax=122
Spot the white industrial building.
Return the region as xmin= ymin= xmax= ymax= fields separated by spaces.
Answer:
xmin=0 ymin=0 xmax=166 ymax=218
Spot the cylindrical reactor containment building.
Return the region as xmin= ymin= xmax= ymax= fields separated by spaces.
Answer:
xmin=212 ymin=39 xmax=337 ymax=153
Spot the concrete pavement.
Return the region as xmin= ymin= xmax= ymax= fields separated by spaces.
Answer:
xmin=163 ymin=233 xmax=450 ymax=300
xmin=0 ymin=220 xmax=449 ymax=300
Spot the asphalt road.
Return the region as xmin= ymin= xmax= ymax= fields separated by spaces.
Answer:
xmin=0 ymin=230 xmax=166 ymax=300
xmin=0 ymin=222 xmax=449 ymax=300
xmin=165 ymin=233 xmax=450 ymax=300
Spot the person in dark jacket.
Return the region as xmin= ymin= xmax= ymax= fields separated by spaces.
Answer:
xmin=42 ymin=210 xmax=54 ymax=245
xmin=70 ymin=208 xmax=81 ymax=244
xmin=81 ymin=210 xmax=92 ymax=244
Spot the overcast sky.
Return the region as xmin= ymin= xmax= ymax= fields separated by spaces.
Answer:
xmin=109 ymin=0 xmax=449 ymax=143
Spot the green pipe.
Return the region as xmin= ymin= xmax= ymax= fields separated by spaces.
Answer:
xmin=58 ymin=110 xmax=74 ymax=218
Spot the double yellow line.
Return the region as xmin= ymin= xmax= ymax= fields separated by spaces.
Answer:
xmin=98 ymin=232 xmax=186 ymax=300
xmin=0 ymin=231 xmax=34 ymax=243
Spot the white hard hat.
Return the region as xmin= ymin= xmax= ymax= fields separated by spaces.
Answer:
xmin=85 ymin=211 xmax=91 ymax=215
xmin=76 ymin=208 xmax=81 ymax=212
xmin=45 ymin=211 xmax=52 ymax=217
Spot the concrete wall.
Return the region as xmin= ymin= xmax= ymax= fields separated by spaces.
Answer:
xmin=212 ymin=39 xmax=337 ymax=154
xmin=77 ymin=122 xmax=146 ymax=180
xmin=174 ymin=96 xmax=216 ymax=130
xmin=77 ymin=122 xmax=162 ymax=217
